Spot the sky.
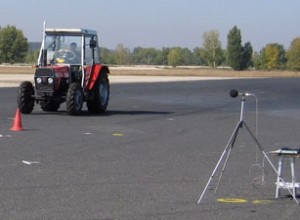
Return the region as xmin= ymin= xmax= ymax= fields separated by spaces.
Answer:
xmin=0 ymin=0 xmax=299 ymax=51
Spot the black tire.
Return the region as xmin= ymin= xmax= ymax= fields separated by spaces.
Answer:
xmin=87 ymin=71 xmax=110 ymax=113
xmin=40 ymin=101 xmax=60 ymax=112
xmin=66 ymin=82 xmax=83 ymax=115
xmin=17 ymin=81 xmax=34 ymax=114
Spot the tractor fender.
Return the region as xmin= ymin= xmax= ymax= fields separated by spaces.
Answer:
xmin=87 ymin=64 xmax=109 ymax=90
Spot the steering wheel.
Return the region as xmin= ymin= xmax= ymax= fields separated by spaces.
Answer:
xmin=56 ymin=49 xmax=76 ymax=63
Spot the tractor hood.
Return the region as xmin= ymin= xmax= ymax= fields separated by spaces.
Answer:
xmin=44 ymin=65 xmax=70 ymax=78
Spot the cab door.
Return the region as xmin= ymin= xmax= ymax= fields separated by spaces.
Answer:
xmin=84 ymin=35 xmax=100 ymax=87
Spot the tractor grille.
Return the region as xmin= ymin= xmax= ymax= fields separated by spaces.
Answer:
xmin=35 ymin=68 xmax=55 ymax=93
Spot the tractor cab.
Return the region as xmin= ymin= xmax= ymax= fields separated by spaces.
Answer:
xmin=38 ymin=28 xmax=100 ymax=85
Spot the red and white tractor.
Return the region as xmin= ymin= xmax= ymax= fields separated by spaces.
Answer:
xmin=17 ymin=23 xmax=110 ymax=115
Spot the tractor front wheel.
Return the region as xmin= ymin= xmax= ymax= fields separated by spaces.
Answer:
xmin=17 ymin=81 xmax=35 ymax=114
xmin=66 ymin=83 xmax=83 ymax=115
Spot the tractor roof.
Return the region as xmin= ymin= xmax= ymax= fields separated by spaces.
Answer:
xmin=45 ymin=28 xmax=97 ymax=36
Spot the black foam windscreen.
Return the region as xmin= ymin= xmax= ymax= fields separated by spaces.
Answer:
xmin=229 ymin=89 xmax=238 ymax=98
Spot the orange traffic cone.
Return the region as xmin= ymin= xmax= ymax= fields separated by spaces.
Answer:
xmin=10 ymin=108 xmax=23 ymax=131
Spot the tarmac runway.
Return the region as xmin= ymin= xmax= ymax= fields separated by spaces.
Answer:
xmin=0 ymin=77 xmax=300 ymax=219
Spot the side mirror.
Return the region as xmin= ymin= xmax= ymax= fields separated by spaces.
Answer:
xmin=89 ymin=39 xmax=97 ymax=48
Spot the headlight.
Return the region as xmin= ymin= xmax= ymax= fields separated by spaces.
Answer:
xmin=48 ymin=78 xmax=54 ymax=84
xmin=36 ymin=77 xmax=42 ymax=84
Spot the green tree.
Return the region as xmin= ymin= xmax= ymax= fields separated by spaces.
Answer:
xmin=116 ymin=43 xmax=129 ymax=65
xmin=115 ymin=43 xmax=130 ymax=65
xmin=202 ymin=30 xmax=224 ymax=68
xmin=168 ymin=47 xmax=183 ymax=67
xmin=132 ymin=47 xmax=162 ymax=65
xmin=227 ymin=26 xmax=243 ymax=70
xmin=100 ymin=47 xmax=117 ymax=64
xmin=287 ymin=37 xmax=300 ymax=71
xmin=25 ymin=49 xmax=39 ymax=64
xmin=240 ymin=42 xmax=253 ymax=69
xmin=0 ymin=25 xmax=28 ymax=64
xmin=193 ymin=47 xmax=207 ymax=66
xmin=180 ymin=48 xmax=193 ymax=65
xmin=252 ymin=51 xmax=264 ymax=70
xmin=161 ymin=47 xmax=170 ymax=66
xmin=226 ymin=26 xmax=253 ymax=70
xmin=261 ymin=43 xmax=286 ymax=70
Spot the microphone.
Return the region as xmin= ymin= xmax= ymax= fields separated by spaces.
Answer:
xmin=229 ymin=89 xmax=255 ymax=98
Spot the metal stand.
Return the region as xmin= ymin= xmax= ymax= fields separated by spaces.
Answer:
xmin=197 ymin=95 xmax=299 ymax=204
xmin=275 ymin=156 xmax=300 ymax=199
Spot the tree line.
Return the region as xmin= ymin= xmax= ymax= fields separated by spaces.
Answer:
xmin=1 ymin=25 xmax=300 ymax=71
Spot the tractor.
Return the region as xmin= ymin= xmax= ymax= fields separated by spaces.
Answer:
xmin=17 ymin=24 xmax=110 ymax=115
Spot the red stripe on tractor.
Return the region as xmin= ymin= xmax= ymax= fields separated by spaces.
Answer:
xmin=87 ymin=64 xmax=102 ymax=90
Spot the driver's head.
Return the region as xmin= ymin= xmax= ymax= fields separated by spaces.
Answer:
xmin=70 ymin=42 xmax=77 ymax=52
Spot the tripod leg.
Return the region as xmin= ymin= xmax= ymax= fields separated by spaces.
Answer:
xmin=215 ymin=126 xmax=241 ymax=194
xmin=243 ymin=122 xmax=299 ymax=204
xmin=197 ymin=121 xmax=242 ymax=204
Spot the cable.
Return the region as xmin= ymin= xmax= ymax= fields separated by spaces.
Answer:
xmin=249 ymin=157 xmax=268 ymax=188
xmin=254 ymin=94 xmax=260 ymax=164
xmin=249 ymin=94 xmax=267 ymax=188
xmin=254 ymin=95 xmax=258 ymax=139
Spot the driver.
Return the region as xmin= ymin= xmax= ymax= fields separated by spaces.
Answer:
xmin=70 ymin=42 xmax=81 ymax=63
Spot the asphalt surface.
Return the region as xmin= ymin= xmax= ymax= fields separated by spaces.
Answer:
xmin=1 ymin=77 xmax=300 ymax=219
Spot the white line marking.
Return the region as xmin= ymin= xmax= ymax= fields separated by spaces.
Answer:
xmin=22 ymin=160 xmax=40 ymax=165
xmin=0 ymin=134 xmax=12 ymax=138
xmin=83 ymin=132 xmax=94 ymax=135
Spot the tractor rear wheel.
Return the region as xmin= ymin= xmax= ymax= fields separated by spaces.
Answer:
xmin=17 ymin=81 xmax=35 ymax=114
xmin=66 ymin=83 xmax=84 ymax=115
xmin=87 ymin=71 xmax=110 ymax=113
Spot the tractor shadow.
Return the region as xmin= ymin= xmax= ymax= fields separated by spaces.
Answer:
xmin=30 ymin=109 xmax=173 ymax=117
xmin=79 ymin=110 xmax=173 ymax=117
xmin=106 ymin=110 xmax=173 ymax=116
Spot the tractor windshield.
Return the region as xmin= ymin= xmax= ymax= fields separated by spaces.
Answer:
xmin=45 ymin=35 xmax=82 ymax=65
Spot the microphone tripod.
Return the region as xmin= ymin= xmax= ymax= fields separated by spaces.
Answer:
xmin=197 ymin=90 xmax=299 ymax=204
